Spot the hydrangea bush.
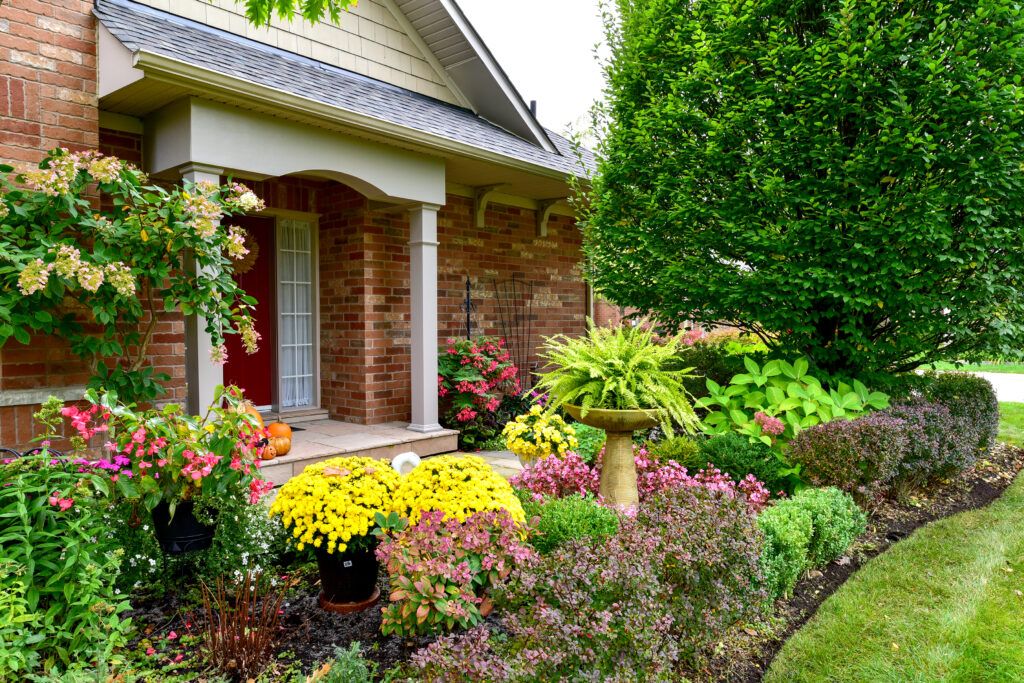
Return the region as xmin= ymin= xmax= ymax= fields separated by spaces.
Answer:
xmin=270 ymin=456 xmax=401 ymax=554
xmin=0 ymin=149 xmax=265 ymax=402
xmin=391 ymin=455 xmax=525 ymax=526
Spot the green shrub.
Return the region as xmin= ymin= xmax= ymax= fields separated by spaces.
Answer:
xmin=523 ymin=494 xmax=620 ymax=554
xmin=791 ymin=488 xmax=868 ymax=567
xmin=922 ymin=373 xmax=999 ymax=453
xmin=699 ymin=432 xmax=793 ymax=494
xmin=645 ymin=436 xmax=701 ymax=467
xmin=757 ymin=504 xmax=813 ymax=601
xmin=0 ymin=456 xmax=131 ymax=677
xmin=572 ymin=423 xmax=607 ymax=464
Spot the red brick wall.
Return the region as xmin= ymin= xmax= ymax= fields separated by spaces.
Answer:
xmin=0 ymin=0 xmax=97 ymax=169
xmin=0 ymin=1 xmax=98 ymax=448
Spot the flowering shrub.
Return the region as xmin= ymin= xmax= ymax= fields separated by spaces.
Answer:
xmin=391 ymin=455 xmax=525 ymax=526
xmin=376 ymin=510 xmax=536 ymax=637
xmin=270 ymin=456 xmax=400 ymax=554
xmin=0 ymin=149 xmax=264 ymax=402
xmin=437 ymin=336 xmax=520 ymax=449
xmin=46 ymin=386 xmax=273 ymax=513
xmin=787 ymin=411 xmax=908 ymax=502
xmin=509 ymin=451 xmax=600 ymax=501
xmin=512 ymin=447 xmax=771 ymax=510
xmin=496 ymin=485 xmax=765 ymax=677
xmin=501 ymin=405 xmax=578 ymax=463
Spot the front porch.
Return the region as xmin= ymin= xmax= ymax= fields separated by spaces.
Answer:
xmin=258 ymin=416 xmax=459 ymax=487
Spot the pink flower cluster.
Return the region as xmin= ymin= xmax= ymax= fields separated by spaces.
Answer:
xmin=248 ymin=478 xmax=274 ymax=504
xmin=60 ymin=404 xmax=110 ymax=441
xmin=513 ymin=446 xmax=771 ymax=511
xmin=181 ymin=449 xmax=222 ymax=481
xmin=438 ymin=336 xmax=521 ymax=431
xmin=48 ymin=492 xmax=74 ymax=511
xmin=755 ymin=411 xmax=785 ymax=437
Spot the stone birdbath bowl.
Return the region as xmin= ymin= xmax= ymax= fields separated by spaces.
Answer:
xmin=564 ymin=404 xmax=664 ymax=507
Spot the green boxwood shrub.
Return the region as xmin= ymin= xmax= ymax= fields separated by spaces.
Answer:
xmin=792 ymin=488 xmax=868 ymax=567
xmin=757 ymin=487 xmax=866 ymax=601
xmin=757 ymin=504 xmax=813 ymax=600
xmin=571 ymin=423 xmax=607 ymax=464
xmin=699 ymin=432 xmax=794 ymax=494
xmin=645 ymin=435 xmax=701 ymax=466
xmin=522 ymin=494 xmax=620 ymax=553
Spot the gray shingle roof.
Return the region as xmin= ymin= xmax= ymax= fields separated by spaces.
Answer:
xmin=94 ymin=0 xmax=595 ymax=177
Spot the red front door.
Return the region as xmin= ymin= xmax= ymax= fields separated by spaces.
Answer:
xmin=224 ymin=216 xmax=276 ymax=407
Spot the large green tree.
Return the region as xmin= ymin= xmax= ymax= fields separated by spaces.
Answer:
xmin=585 ymin=0 xmax=1024 ymax=376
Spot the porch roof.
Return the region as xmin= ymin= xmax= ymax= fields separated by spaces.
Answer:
xmin=94 ymin=0 xmax=596 ymax=179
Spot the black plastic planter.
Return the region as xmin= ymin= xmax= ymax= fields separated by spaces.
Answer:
xmin=151 ymin=500 xmax=216 ymax=555
xmin=315 ymin=545 xmax=380 ymax=613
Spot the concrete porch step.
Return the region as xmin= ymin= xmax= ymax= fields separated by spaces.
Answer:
xmin=258 ymin=419 xmax=458 ymax=486
xmin=258 ymin=408 xmax=330 ymax=425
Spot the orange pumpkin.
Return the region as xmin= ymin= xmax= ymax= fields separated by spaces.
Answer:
xmin=239 ymin=402 xmax=264 ymax=429
xmin=261 ymin=445 xmax=278 ymax=461
xmin=268 ymin=436 xmax=291 ymax=456
xmin=267 ymin=422 xmax=292 ymax=440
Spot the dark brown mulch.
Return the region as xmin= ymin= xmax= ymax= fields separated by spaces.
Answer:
xmin=711 ymin=442 xmax=1024 ymax=683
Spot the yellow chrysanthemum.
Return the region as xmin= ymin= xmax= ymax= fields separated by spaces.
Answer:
xmin=390 ymin=455 xmax=525 ymax=526
xmin=501 ymin=410 xmax=578 ymax=463
xmin=269 ymin=456 xmax=400 ymax=554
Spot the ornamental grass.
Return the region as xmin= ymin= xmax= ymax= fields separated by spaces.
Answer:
xmin=391 ymin=455 xmax=525 ymax=526
xmin=269 ymin=456 xmax=401 ymax=554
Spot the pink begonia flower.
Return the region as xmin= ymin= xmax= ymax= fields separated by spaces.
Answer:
xmin=167 ymin=631 xmax=177 ymax=640
xmin=754 ymin=411 xmax=785 ymax=437
xmin=146 ymin=647 xmax=156 ymax=656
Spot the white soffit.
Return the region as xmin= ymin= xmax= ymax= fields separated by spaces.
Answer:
xmin=392 ymin=0 xmax=557 ymax=154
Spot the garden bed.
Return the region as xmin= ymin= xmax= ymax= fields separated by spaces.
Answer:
xmin=719 ymin=442 xmax=1024 ymax=683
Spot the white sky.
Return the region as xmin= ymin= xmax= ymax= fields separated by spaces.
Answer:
xmin=457 ymin=0 xmax=607 ymax=137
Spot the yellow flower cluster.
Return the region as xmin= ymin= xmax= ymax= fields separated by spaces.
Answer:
xmin=501 ymin=405 xmax=579 ymax=463
xmin=390 ymin=455 xmax=525 ymax=526
xmin=269 ymin=456 xmax=400 ymax=555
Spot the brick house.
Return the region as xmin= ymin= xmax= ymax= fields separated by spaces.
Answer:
xmin=0 ymin=0 xmax=609 ymax=465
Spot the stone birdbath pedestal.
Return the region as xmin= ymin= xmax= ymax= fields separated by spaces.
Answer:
xmin=564 ymin=405 xmax=663 ymax=507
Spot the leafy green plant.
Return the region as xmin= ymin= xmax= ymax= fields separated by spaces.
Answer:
xmin=521 ymin=494 xmax=620 ymax=554
xmin=534 ymin=324 xmax=699 ymax=436
xmin=0 ymin=149 xmax=264 ymax=403
xmin=757 ymin=504 xmax=813 ymax=601
xmin=699 ymin=432 xmax=796 ymax=495
xmin=696 ymin=357 xmax=890 ymax=445
xmin=585 ymin=0 xmax=1024 ymax=377
xmin=644 ymin=435 xmax=701 ymax=466
xmin=302 ymin=643 xmax=378 ymax=683
xmin=0 ymin=456 xmax=131 ymax=676
xmin=570 ymin=423 xmax=606 ymax=464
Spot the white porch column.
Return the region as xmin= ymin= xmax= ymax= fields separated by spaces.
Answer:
xmin=181 ymin=164 xmax=225 ymax=415
xmin=408 ymin=203 xmax=443 ymax=433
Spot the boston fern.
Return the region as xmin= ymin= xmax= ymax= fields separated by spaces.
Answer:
xmin=534 ymin=325 xmax=698 ymax=436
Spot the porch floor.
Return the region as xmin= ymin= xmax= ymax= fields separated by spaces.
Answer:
xmin=259 ymin=419 xmax=459 ymax=486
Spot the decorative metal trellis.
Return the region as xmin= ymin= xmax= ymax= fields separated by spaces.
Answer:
xmin=461 ymin=275 xmax=476 ymax=340
xmin=492 ymin=275 xmax=535 ymax=390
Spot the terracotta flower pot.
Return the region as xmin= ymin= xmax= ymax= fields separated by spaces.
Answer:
xmin=151 ymin=500 xmax=216 ymax=555
xmin=315 ymin=545 xmax=380 ymax=613
xmin=564 ymin=405 xmax=663 ymax=507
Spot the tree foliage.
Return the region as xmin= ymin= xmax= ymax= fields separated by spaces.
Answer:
xmin=585 ymin=0 xmax=1024 ymax=375
xmin=242 ymin=0 xmax=356 ymax=27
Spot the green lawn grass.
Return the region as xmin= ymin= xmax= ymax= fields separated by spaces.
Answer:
xmin=766 ymin=472 xmax=1024 ymax=683
xmin=928 ymin=361 xmax=1024 ymax=374
xmin=998 ymin=402 xmax=1024 ymax=448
